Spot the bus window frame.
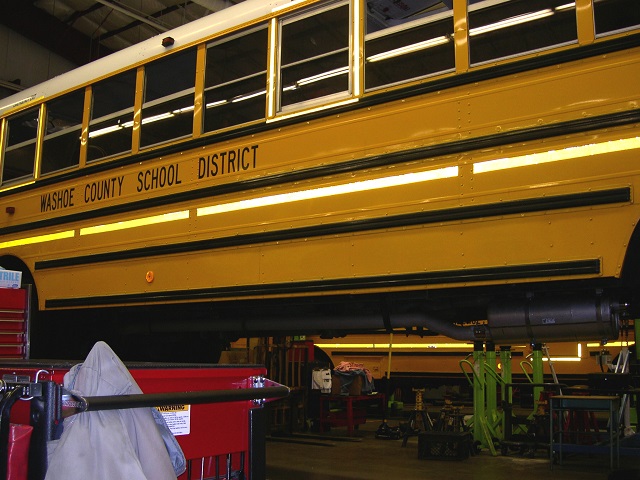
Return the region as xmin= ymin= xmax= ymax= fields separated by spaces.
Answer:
xmin=40 ymin=89 xmax=84 ymax=177
xmin=203 ymin=23 xmax=269 ymax=133
xmin=276 ymin=0 xmax=353 ymax=115
xmin=87 ymin=69 xmax=137 ymax=163
xmin=1 ymin=106 xmax=40 ymax=187
xmin=140 ymin=47 xmax=197 ymax=149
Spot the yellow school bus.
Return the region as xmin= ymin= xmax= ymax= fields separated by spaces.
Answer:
xmin=0 ymin=0 xmax=639 ymax=361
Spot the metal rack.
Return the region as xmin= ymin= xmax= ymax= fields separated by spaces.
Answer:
xmin=550 ymin=395 xmax=621 ymax=470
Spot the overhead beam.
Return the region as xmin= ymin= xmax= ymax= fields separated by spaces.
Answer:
xmin=97 ymin=3 xmax=184 ymax=43
xmin=93 ymin=0 xmax=170 ymax=32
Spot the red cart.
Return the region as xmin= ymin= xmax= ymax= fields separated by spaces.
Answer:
xmin=0 ymin=361 xmax=287 ymax=480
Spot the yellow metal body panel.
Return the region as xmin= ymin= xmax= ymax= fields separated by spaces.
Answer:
xmin=0 ymin=47 xmax=636 ymax=309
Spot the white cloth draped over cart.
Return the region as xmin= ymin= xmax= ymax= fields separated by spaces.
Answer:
xmin=44 ymin=341 xmax=185 ymax=480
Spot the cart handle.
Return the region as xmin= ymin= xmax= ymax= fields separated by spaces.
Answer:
xmin=519 ymin=360 xmax=534 ymax=383
xmin=62 ymin=382 xmax=289 ymax=418
xmin=459 ymin=359 xmax=478 ymax=386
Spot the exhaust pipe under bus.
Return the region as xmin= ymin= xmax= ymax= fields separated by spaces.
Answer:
xmin=419 ymin=295 xmax=622 ymax=344
xmin=207 ymin=295 xmax=622 ymax=345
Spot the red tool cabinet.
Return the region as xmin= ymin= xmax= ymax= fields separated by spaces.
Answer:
xmin=0 ymin=288 xmax=29 ymax=359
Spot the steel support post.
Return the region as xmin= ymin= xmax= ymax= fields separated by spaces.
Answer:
xmin=249 ymin=406 xmax=267 ymax=480
xmin=531 ymin=344 xmax=544 ymax=412
xmin=485 ymin=341 xmax=497 ymax=421
xmin=473 ymin=341 xmax=485 ymax=446
xmin=499 ymin=346 xmax=512 ymax=441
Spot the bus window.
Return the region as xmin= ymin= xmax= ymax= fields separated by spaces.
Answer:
xmin=468 ymin=0 xmax=577 ymax=66
xmin=141 ymin=47 xmax=197 ymax=148
xmin=204 ymin=25 xmax=268 ymax=132
xmin=88 ymin=70 xmax=136 ymax=162
xmin=594 ymin=0 xmax=640 ymax=37
xmin=279 ymin=1 xmax=350 ymax=111
xmin=41 ymin=90 xmax=84 ymax=175
xmin=2 ymin=107 xmax=39 ymax=185
xmin=365 ymin=1 xmax=454 ymax=91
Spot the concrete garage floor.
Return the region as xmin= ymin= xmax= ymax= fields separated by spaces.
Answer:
xmin=265 ymin=420 xmax=640 ymax=480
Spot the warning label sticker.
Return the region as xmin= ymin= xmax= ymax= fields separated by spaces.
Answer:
xmin=157 ymin=404 xmax=191 ymax=436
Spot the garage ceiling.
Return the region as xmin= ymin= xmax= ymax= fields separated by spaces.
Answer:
xmin=0 ymin=0 xmax=244 ymax=66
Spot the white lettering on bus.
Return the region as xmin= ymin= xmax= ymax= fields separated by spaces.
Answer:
xmin=136 ymin=164 xmax=182 ymax=192
xmin=40 ymin=188 xmax=75 ymax=212
xmin=84 ymin=176 xmax=125 ymax=204
xmin=198 ymin=145 xmax=258 ymax=179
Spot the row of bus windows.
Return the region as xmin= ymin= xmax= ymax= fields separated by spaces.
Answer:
xmin=2 ymin=0 xmax=638 ymax=185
